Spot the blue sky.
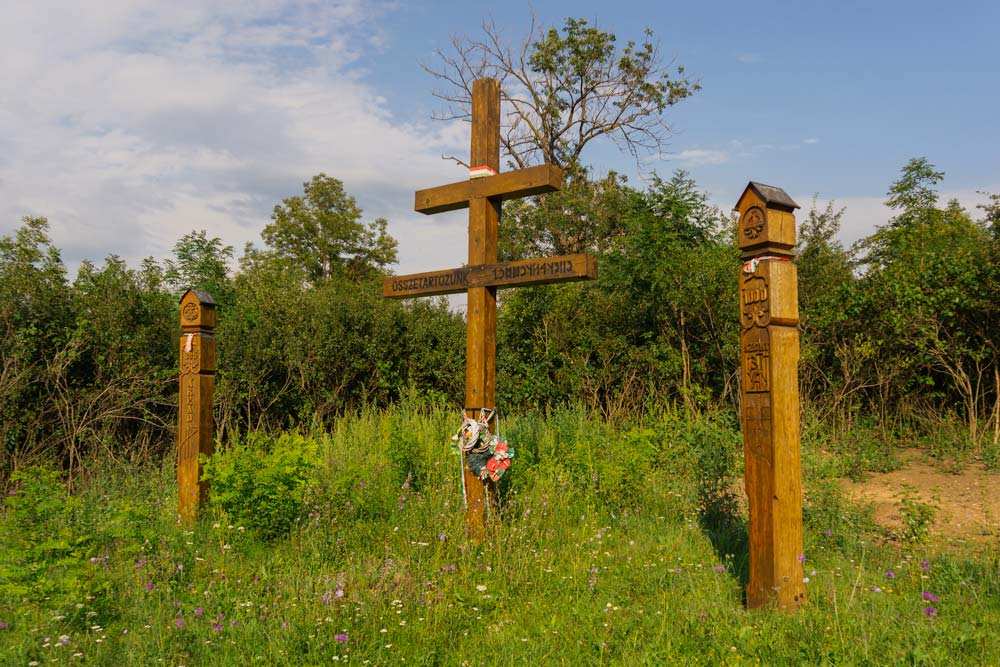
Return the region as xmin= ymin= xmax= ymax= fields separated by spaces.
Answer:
xmin=1 ymin=0 xmax=997 ymax=278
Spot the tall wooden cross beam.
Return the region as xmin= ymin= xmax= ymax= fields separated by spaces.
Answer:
xmin=384 ymin=78 xmax=598 ymax=538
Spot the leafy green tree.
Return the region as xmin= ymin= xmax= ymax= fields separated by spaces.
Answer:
xmin=262 ymin=174 xmax=397 ymax=284
xmin=426 ymin=16 xmax=699 ymax=169
xmin=849 ymin=160 xmax=997 ymax=444
xmin=0 ymin=218 xmax=73 ymax=470
xmin=499 ymin=168 xmax=632 ymax=260
xmin=163 ymin=230 xmax=234 ymax=302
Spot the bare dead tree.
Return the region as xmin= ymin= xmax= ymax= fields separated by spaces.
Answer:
xmin=424 ymin=15 xmax=699 ymax=170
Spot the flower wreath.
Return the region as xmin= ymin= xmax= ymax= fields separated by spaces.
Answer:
xmin=452 ymin=411 xmax=514 ymax=482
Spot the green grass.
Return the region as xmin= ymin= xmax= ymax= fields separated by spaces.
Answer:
xmin=2 ymin=406 xmax=999 ymax=666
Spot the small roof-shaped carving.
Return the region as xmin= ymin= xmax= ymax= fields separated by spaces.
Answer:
xmin=734 ymin=182 xmax=799 ymax=212
xmin=178 ymin=289 xmax=217 ymax=307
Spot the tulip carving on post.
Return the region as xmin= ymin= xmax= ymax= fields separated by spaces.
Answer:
xmin=734 ymin=182 xmax=806 ymax=611
xmin=177 ymin=289 xmax=217 ymax=524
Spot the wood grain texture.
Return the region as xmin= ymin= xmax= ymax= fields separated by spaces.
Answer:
xmin=736 ymin=183 xmax=806 ymax=612
xmin=461 ymin=79 xmax=502 ymax=540
xmin=382 ymin=253 xmax=597 ymax=298
xmin=177 ymin=291 xmax=216 ymax=526
xmin=414 ymin=164 xmax=563 ymax=214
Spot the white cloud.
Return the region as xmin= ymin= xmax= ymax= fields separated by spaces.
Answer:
xmin=803 ymin=138 xmax=820 ymax=145
xmin=668 ymin=149 xmax=731 ymax=165
xmin=0 ymin=0 xmax=468 ymax=278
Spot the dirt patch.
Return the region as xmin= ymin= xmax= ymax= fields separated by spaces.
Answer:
xmin=839 ymin=449 xmax=1000 ymax=550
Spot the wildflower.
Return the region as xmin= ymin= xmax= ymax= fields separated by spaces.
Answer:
xmin=803 ymin=577 xmax=810 ymax=583
xmin=885 ymin=570 xmax=896 ymax=580
xmin=175 ymin=619 xmax=185 ymax=629
xmin=823 ymin=529 xmax=833 ymax=537
xmin=476 ymin=584 xmax=487 ymax=592
xmin=335 ymin=634 xmax=348 ymax=643
xmin=870 ymin=586 xmax=883 ymax=593
xmin=672 ymin=567 xmax=682 ymax=574
xmin=135 ymin=558 xmax=147 ymax=568
xmin=0 ymin=621 xmax=7 ymax=629
xmin=920 ymin=560 xmax=930 ymax=570
xmin=442 ymin=564 xmax=455 ymax=572
xmin=713 ymin=565 xmax=726 ymax=573
xmin=230 ymin=620 xmax=238 ymax=627
xmin=59 ymin=635 xmax=70 ymax=644
xmin=212 ymin=623 xmax=223 ymax=632
xmin=797 ymin=553 xmax=806 ymax=564
xmin=922 ymin=591 xmax=939 ymax=603
xmin=194 ymin=608 xmax=204 ymax=617
xmin=923 ymin=606 xmax=937 ymax=617
xmin=145 ymin=582 xmax=154 ymax=592
xmin=89 ymin=557 xmax=101 ymax=564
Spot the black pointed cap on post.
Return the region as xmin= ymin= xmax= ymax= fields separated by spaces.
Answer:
xmin=733 ymin=182 xmax=798 ymax=257
xmin=178 ymin=289 xmax=217 ymax=307
xmin=733 ymin=182 xmax=800 ymax=213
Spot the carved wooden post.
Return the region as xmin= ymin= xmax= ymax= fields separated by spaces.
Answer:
xmin=178 ymin=289 xmax=216 ymax=524
xmin=734 ymin=183 xmax=806 ymax=611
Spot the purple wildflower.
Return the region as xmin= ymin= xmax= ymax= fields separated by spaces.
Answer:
xmin=922 ymin=591 xmax=939 ymax=603
xmin=145 ymin=582 xmax=154 ymax=592
xmin=135 ymin=558 xmax=146 ymax=568
xmin=713 ymin=565 xmax=726 ymax=573
xmin=920 ymin=560 xmax=930 ymax=570
xmin=175 ymin=619 xmax=185 ymax=629
xmin=824 ymin=529 xmax=833 ymax=537
xmin=797 ymin=553 xmax=806 ymax=564
xmin=672 ymin=567 xmax=683 ymax=574
xmin=230 ymin=620 xmax=237 ymax=627
xmin=212 ymin=623 xmax=223 ymax=632
xmin=870 ymin=586 xmax=883 ymax=593
xmin=442 ymin=564 xmax=456 ymax=572
xmin=335 ymin=634 xmax=348 ymax=643
xmin=194 ymin=607 xmax=204 ymax=617
xmin=59 ymin=635 xmax=69 ymax=645
xmin=923 ymin=606 xmax=937 ymax=617
xmin=885 ymin=570 xmax=896 ymax=580
xmin=0 ymin=621 xmax=8 ymax=629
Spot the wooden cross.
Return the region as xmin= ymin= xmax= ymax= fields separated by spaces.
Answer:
xmin=384 ymin=78 xmax=598 ymax=538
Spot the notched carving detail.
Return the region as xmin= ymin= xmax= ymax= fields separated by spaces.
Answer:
xmin=743 ymin=335 xmax=770 ymax=393
xmin=741 ymin=274 xmax=770 ymax=329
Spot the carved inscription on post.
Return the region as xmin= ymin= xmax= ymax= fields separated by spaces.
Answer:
xmin=742 ymin=327 xmax=771 ymax=394
xmin=735 ymin=182 xmax=806 ymax=612
xmin=177 ymin=290 xmax=217 ymax=524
